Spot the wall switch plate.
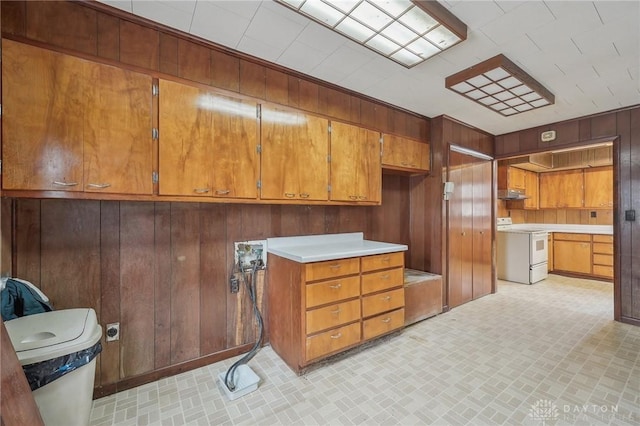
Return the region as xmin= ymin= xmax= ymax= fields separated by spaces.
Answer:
xmin=625 ymin=210 xmax=636 ymax=221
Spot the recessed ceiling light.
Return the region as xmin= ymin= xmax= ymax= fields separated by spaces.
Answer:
xmin=275 ymin=0 xmax=467 ymax=68
xmin=445 ymin=54 xmax=555 ymax=116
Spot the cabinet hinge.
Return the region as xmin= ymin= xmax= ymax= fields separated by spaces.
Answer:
xmin=327 ymin=155 xmax=331 ymax=163
xmin=256 ymin=145 xmax=262 ymax=154
xmin=328 ymin=184 xmax=332 ymax=192
xmin=0 ymin=104 xmax=2 ymax=117
xmin=380 ymin=137 xmax=384 ymax=157
xmin=0 ymin=160 xmax=2 ymax=174
xmin=152 ymin=84 xmax=159 ymax=96
xmin=152 ymin=171 xmax=159 ymax=184
xmin=256 ymin=105 xmax=261 ymax=119
xmin=257 ymin=180 xmax=262 ymax=189
xmin=152 ymin=128 xmax=159 ymax=140
xmin=328 ymin=125 xmax=332 ymax=133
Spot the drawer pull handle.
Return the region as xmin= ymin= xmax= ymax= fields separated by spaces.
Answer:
xmin=381 ymin=274 xmax=390 ymax=279
xmin=299 ymin=193 xmax=310 ymax=199
xmin=215 ymin=189 xmax=230 ymax=195
xmin=52 ymin=181 xmax=78 ymax=187
xmin=381 ymin=318 xmax=391 ymax=323
xmin=329 ymin=283 xmax=342 ymax=289
xmin=194 ymin=188 xmax=210 ymax=194
xmin=86 ymin=183 xmax=111 ymax=189
xmin=358 ymin=195 xmax=367 ymax=201
xmin=331 ymin=308 xmax=341 ymax=314
xmin=349 ymin=195 xmax=358 ymax=200
xmin=329 ymin=264 xmax=341 ymax=269
xmin=330 ymin=332 xmax=342 ymax=339
xmin=284 ymin=192 xmax=296 ymax=198
xmin=381 ymin=296 xmax=391 ymax=301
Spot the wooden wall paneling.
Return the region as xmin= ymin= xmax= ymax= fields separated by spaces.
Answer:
xmin=153 ymin=202 xmax=172 ymax=369
xmin=500 ymin=132 xmax=520 ymax=156
xmin=119 ymin=20 xmax=159 ymax=70
xmin=591 ymin=112 xmax=617 ymax=139
xmin=265 ymin=68 xmax=289 ymax=105
xmin=370 ymin=175 xmax=410 ymax=246
xmin=287 ymin=76 xmax=300 ymax=108
xmin=226 ymin=204 xmax=244 ymax=347
xmin=239 ymin=60 xmax=266 ymax=99
xmin=552 ymin=120 xmax=580 ymax=146
xmin=119 ymin=201 xmax=156 ymax=377
xmin=1 ymin=199 xmax=13 ymax=276
xmin=579 ymin=118 xmax=592 ymax=141
xmin=241 ymin=204 xmax=272 ymax=241
xmin=25 ymin=1 xmax=97 ymax=55
xmin=494 ymin=135 xmax=505 ymax=156
xmin=199 ymin=204 xmax=228 ymax=355
xmin=325 ymin=88 xmax=350 ymax=122
xmin=1 ymin=322 xmax=44 ymax=426
xmin=389 ymin=110 xmax=408 ymax=136
xmin=279 ymin=205 xmax=326 ymax=237
xmin=333 ymin=206 xmax=370 ymax=235
xmin=1 ymin=1 xmax=26 ymax=36
xmin=623 ymin=109 xmax=639 ymax=318
xmin=360 ymin=99 xmax=377 ymax=129
xmin=99 ymin=201 xmax=121 ymax=386
xmin=169 ymin=203 xmax=201 ymax=363
xmin=159 ymin=33 xmax=178 ymax=75
xmin=211 ymin=49 xmax=239 ymax=92
xmin=408 ymin=175 xmax=427 ymax=271
xmin=299 ymin=80 xmax=319 ymax=113
xmin=518 ymin=128 xmax=537 ymax=152
xmin=177 ymin=39 xmax=211 ymax=85
xmin=14 ymin=199 xmax=41 ymax=285
xmin=350 ymin=96 xmax=361 ymax=123
xmin=40 ymin=200 xmax=100 ymax=311
xmin=374 ymin=104 xmax=390 ymax=134
xmin=96 ymin=12 xmax=119 ymax=61
xmin=447 ymin=151 xmax=463 ymax=308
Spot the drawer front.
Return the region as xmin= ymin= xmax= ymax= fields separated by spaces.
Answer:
xmin=363 ymin=308 xmax=404 ymax=340
xmin=593 ymin=243 xmax=613 ymax=255
xmin=593 ymin=265 xmax=613 ymax=278
xmin=361 ymin=252 xmax=404 ymax=272
xmin=593 ymin=254 xmax=613 ymax=266
xmin=305 ymin=322 xmax=361 ymax=361
xmin=362 ymin=288 xmax=404 ymax=318
xmin=554 ymin=233 xmax=591 ymax=242
xmin=593 ymin=235 xmax=613 ymax=243
xmin=306 ymin=276 xmax=360 ymax=308
xmin=362 ymin=267 xmax=404 ymax=295
xmin=305 ymin=258 xmax=360 ymax=282
xmin=306 ymin=299 xmax=361 ymax=335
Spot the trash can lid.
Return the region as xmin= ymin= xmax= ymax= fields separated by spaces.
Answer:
xmin=5 ymin=308 xmax=102 ymax=365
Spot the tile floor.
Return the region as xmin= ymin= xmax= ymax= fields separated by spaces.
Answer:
xmin=90 ymin=275 xmax=640 ymax=425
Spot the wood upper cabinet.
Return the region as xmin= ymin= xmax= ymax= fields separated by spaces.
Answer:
xmin=329 ymin=121 xmax=381 ymax=203
xmin=83 ymin=61 xmax=153 ymax=195
xmin=260 ymin=105 xmax=329 ymax=201
xmin=523 ymin=170 xmax=539 ymax=209
xmin=584 ymin=166 xmax=613 ymax=208
xmin=498 ymin=165 xmax=526 ymax=190
xmin=2 ymin=40 xmax=84 ymax=191
xmin=539 ymin=169 xmax=584 ymax=208
xmin=2 ymin=39 xmax=153 ymax=194
xmin=158 ymin=79 xmax=259 ymax=198
xmin=381 ymin=134 xmax=429 ymax=172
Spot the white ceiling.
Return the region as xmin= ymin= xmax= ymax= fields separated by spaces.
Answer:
xmin=97 ymin=0 xmax=640 ymax=135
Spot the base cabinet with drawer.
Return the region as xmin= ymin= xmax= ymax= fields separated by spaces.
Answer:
xmin=553 ymin=233 xmax=613 ymax=280
xmin=268 ymin=252 xmax=404 ymax=373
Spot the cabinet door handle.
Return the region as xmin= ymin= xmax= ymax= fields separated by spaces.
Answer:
xmin=349 ymin=195 xmax=358 ymax=200
xmin=194 ymin=188 xmax=210 ymax=194
xmin=461 ymin=232 xmax=466 ymax=236
xmin=381 ymin=296 xmax=391 ymax=301
xmin=358 ymin=195 xmax=367 ymax=201
xmin=215 ymin=189 xmax=230 ymax=195
xmin=299 ymin=193 xmax=310 ymax=198
xmin=331 ymin=308 xmax=341 ymax=314
xmin=52 ymin=181 xmax=78 ymax=187
xmin=86 ymin=183 xmax=111 ymax=189
xmin=329 ymin=283 xmax=342 ymax=289
xmin=381 ymin=317 xmax=391 ymax=323
xmin=284 ymin=192 xmax=296 ymax=198
xmin=330 ymin=332 xmax=342 ymax=339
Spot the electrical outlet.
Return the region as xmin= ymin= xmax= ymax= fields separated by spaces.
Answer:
xmin=230 ymin=276 xmax=240 ymax=293
xmin=234 ymin=240 xmax=267 ymax=271
xmin=106 ymin=323 xmax=120 ymax=342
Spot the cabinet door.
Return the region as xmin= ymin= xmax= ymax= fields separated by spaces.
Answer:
xmin=261 ymin=106 xmax=329 ymax=201
xmin=382 ymin=134 xmax=429 ymax=172
xmin=210 ymin=95 xmax=259 ymax=199
xmin=508 ymin=167 xmax=526 ymax=190
xmin=84 ymin=62 xmax=153 ymax=194
xmin=330 ymin=121 xmax=381 ymax=203
xmin=554 ymin=240 xmax=591 ymax=273
xmin=584 ymin=166 xmax=613 ymax=208
xmin=158 ymin=79 xmax=213 ymax=196
xmin=539 ymin=170 xmax=583 ymax=208
xmin=2 ymin=40 xmax=84 ymax=191
xmin=472 ymin=159 xmax=492 ymax=299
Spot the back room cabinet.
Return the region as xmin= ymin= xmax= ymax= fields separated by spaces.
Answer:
xmin=2 ymin=39 xmax=153 ymax=195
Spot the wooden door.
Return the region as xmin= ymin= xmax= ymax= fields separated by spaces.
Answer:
xmin=2 ymin=40 xmax=84 ymax=191
xmin=210 ymin=95 xmax=259 ymax=199
xmin=330 ymin=122 xmax=381 ymax=203
xmin=472 ymin=159 xmax=492 ymax=299
xmin=539 ymin=170 xmax=583 ymax=208
xmin=260 ymin=106 xmax=329 ymax=201
xmin=158 ymin=79 xmax=214 ymax=196
xmin=84 ymin=61 xmax=153 ymax=195
xmin=584 ymin=166 xmax=613 ymax=208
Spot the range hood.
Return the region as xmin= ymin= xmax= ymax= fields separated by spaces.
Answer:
xmin=497 ymin=189 xmax=528 ymax=200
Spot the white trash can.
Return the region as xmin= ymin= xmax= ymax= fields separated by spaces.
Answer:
xmin=5 ymin=308 xmax=102 ymax=426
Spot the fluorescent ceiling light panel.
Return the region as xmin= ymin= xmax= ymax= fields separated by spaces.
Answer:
xmin=445 ymin=54 xmax=555 ymax=117
xmin=275 ymin=0 xmax=467 ymax=68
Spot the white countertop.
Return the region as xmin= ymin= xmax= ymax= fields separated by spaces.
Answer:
xmin=510 ymin=223 xmax=613 ymax=235
xmin=266 ymin=232 xmax=408 ymax=263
